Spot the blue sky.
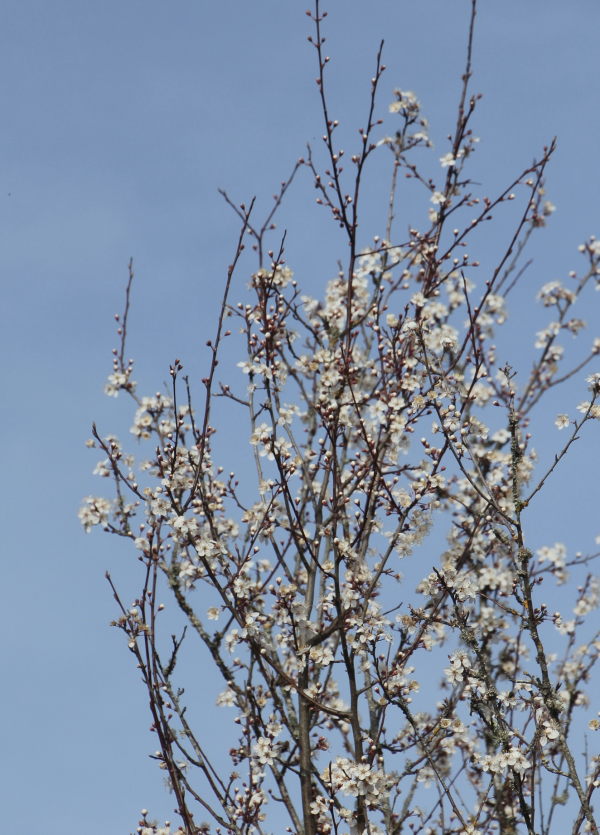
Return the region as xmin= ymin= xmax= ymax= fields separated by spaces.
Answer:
xmin=1 ymin=1 xmax=599 ymax=832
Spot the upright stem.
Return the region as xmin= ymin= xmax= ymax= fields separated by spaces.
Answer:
xmin=299 ymin=663 xmax=316 ymax=835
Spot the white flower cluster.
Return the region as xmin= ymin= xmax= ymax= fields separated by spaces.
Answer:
xmin=322 ymin=756 xmax=395 ymax=807
xmin=574 ymin=577 xmax=600 ymax=617
xmin=249 ymin=264 xmax=294 ymax=289
xmin=444 ymin=649 xmax=472 ymax=685
xmin=537 ymin=280 xmax=576 ymax=306
xmin=252 ymin=736 xmax=279 ymax=766
xmin=347 ymin=602 xmax=392 ymax=653
xmin=473 ymin=747 xmax=532 ymax=776
xmin=386 ymin=88 xmax=431 ymax=146
xmin=78 ymin=495 xmax=112 ymax=532
xmin=537 ymin=542 xmax=569 ymax=584
xmin=419 ymin=561 xmax=479 ymax=603
xmin=103 ymin=370 xmax=137 ymax=398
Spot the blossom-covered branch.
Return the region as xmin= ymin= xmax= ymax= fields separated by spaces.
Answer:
xmin=82 ymin=3 xmax=600 ymax=834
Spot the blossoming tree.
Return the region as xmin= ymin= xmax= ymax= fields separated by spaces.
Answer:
xmin=81 ymin=2 xmax=600 ymax=833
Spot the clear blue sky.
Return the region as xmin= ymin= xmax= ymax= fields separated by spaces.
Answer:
xmin=1 ymin=1 xmax=599 ymax=832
